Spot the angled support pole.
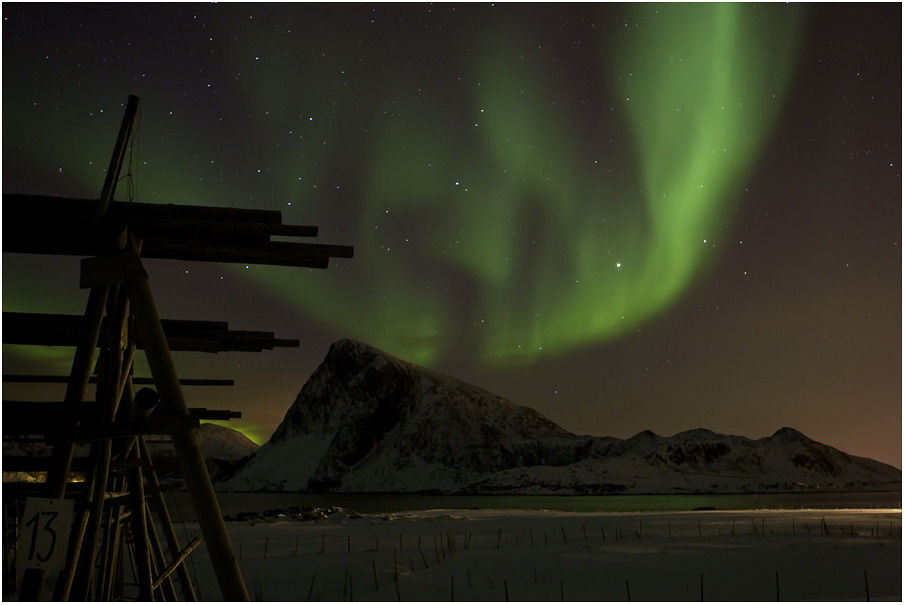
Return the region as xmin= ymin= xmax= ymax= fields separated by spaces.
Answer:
xmin=123 ymin=239 xmax=248 ymax=601
xmin=140 ymin=435 xmax=198 ymax=601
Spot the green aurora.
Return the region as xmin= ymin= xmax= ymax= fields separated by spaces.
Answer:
xmin=3 ymin=4 xmax=802 ymax=373
xmin=243 ymin=3 xmax=802 ymax=366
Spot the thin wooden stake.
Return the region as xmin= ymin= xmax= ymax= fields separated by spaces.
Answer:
xmin=348 ymin=535 xmax=351 ymax=553
xmin=775 ymin=571 xmax=779 ymax=601
xmin=626 ymin=580 xmax=631 ymax=601
xmin=372 ymin=559 xmax=379 ymax=590
xmin=451 ymin=575 xmax=455 ymax=601
xmin=395 ymin=578 xmax=401 ymax=601
xmin=498 ymin=528 xmax=503 ymax=548
xmin=698 ymin=518 xmax=702 ymax=537
xmin=583 ymin=525 xmax=587 ymax=541
xmin=394 ymin=548 xmax=399 ymax=582
xmin=409 ymin=556 xmax=416 ymax=575
xmin=544 ymin=530 xmax=549 ymax=545
xmin=419 ymin=548 xmax=430 ymax=569
xmin=601 ymin=526 xmax=605 ymax=541
xmin=530 ymin=529 xmax=534 ymax=546
xmin=505 ymin=579 xmax=509 ymax=601
xmin=864 ymin=570 xmax=870 ymax=602
xmin=561 ymin=526 xmax=568 ymax=543
xmin=307 ymin=572 xmax=317 ymax=601
xmin=668 ymin=519 xmax=671 ymax=539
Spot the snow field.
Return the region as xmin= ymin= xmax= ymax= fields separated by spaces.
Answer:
xmin=183 ymin=509 xmax=901 ymax=601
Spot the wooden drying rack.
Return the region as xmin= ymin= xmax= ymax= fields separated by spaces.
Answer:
xmin=2 ymin=95 xmax=353 ymax=600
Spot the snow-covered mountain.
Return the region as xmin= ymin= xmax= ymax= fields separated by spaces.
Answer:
xmin=220 ymin=339 xmax=901 ymax=494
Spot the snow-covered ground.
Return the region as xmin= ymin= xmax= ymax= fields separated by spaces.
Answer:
xmin=179 ymin=508 xmax=901 ymax=601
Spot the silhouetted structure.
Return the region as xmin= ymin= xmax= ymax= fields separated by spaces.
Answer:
xmin=2 ymin=95 xmax=353 ymax=600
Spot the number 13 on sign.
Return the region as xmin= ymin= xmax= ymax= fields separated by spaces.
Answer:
xmin=19 ymin=498 xmax=75 ymax=570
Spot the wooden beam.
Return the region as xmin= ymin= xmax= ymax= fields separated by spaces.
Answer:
xmin=3 ymin=194 xmax=286 ymax=225
xmin=124 ymin=272 xmax=249 ymax=600
xmin=4 ymin=231 xmax=349 ymax=267
xmin=3 ymin=375 xmax=235 ymax=386
xmin=151 ymin=537 xmax=202 ymax=592
xmin=93 ymin=95 xmax=141 ymax=228
xmin=3 ymin=312 xmax=298 ymax=352
xmin=3 ymin=401 xmax=241 ymax=424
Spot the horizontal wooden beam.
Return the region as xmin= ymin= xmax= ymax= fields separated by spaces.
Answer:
xmin=69 ymin=416 xmax=201 ymax=442
xmin=3 ymin=194 xmax=287 ymax=225
xmin=3 ymin=375 xmax=235 ymax=386
xmin=187 ymin=408 xmax=242 ymax=420
xmin=3 ymin=401 xmax=241 ymax=433
xmin=3 ymin=312 xmax=299 ymax=352
xmin=1 ymin=194 xmax=353 ymax=269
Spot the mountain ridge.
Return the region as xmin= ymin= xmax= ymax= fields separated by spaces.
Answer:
xmin=220 ymin=339 xmax=901 ymax=494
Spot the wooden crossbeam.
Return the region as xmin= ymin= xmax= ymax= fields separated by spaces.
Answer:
xmin=3 ymin=401 xmax=241 ymax=427
xmin=1 ymin=193 xmax=353 ymax=269
xmin=3 ymin=375 xmax=235 ymax=386
xmin=3 ymin=312 xmax=299 ymax=352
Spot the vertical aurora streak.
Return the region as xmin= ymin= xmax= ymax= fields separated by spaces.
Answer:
xmin=244 ymin=3 xmax=802 ymax=367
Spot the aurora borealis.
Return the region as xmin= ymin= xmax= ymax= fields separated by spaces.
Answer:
xmin=3 ymin=4 xmax=901 ymax=468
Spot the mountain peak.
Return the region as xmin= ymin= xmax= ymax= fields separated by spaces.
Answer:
xmin=222 ymin=340 xmax=902 ymax=494
xmin=770 ymin=427 xmax=812 ymax=443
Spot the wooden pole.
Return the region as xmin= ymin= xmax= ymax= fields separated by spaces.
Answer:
xmin=72 ymin=286 xmax=130 ymax=600
xmin=140 ymin=436 xmax=198 ymax=601
xmin=128 ymin=461 xmax=154 ymax=601
xmin=22 ymin=286 xmax=109 ymax=601
xmin=151 ymin=537 xmax=202 ymax=592
xmin=124 ymin=273 xmax=249 ymax=600
xmin=93 ymin=95 xmax=141 ymax=228
xmin=145 ymin=500 xmax=179 ymax=601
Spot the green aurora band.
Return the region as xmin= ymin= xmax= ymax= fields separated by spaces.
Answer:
xmin=249 ymin=3 xmax=801 ymax=366
xmin=3 ymin=4 xmax=802 ymax=372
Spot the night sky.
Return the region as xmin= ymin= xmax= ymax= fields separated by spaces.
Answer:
xmin=3 ymin=4 xmax=901 ymax=469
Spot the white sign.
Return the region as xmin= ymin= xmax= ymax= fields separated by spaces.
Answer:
xmin=18 ymin=498 xmax=75 ymax=570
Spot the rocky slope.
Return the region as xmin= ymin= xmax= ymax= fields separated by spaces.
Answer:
xmin=220 ymin=339 xmax=901 ymax=494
